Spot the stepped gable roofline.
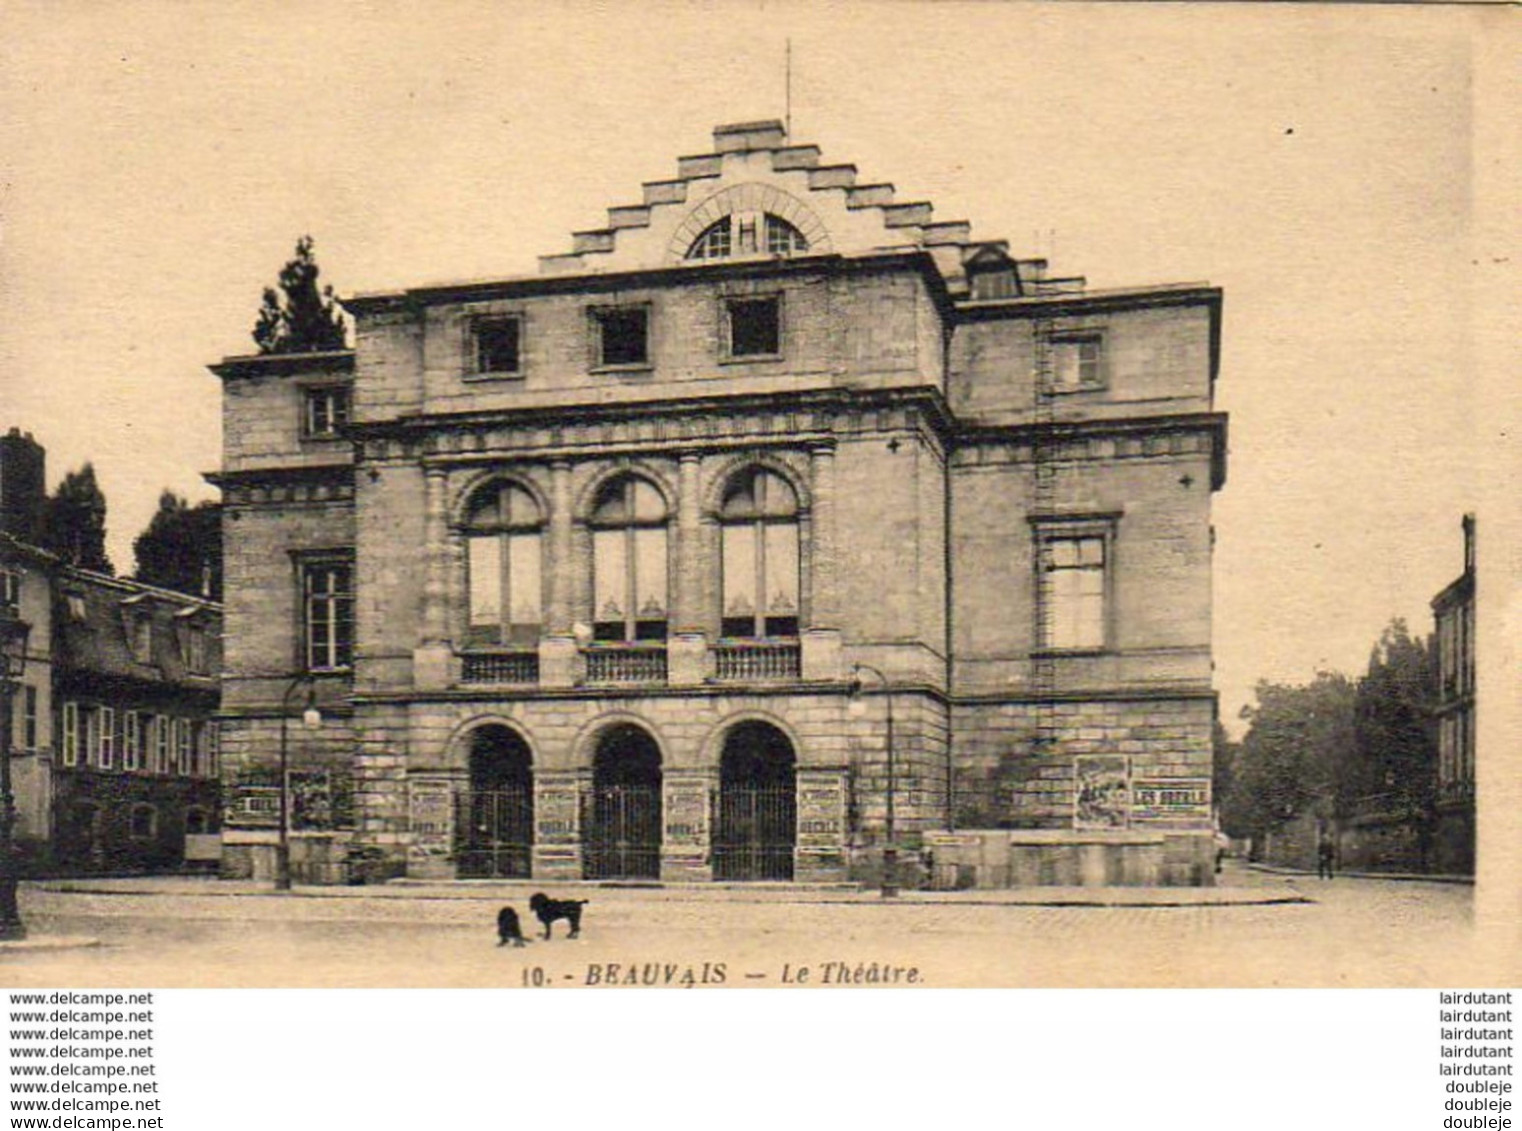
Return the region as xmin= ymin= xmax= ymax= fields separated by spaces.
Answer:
xmin=533 ymin=120 xmax=1008 ymax=284
xmin=341 ymin=122 xmax=1122 ymax=313
xmin=210 ymin=349 xmax=354 ymax=381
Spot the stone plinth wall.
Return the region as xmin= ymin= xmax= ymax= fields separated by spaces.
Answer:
xmin=925 ymin=828 xmax=1213 ymax=888
xmin=951 ymin=696 xmax=1214 ymax=830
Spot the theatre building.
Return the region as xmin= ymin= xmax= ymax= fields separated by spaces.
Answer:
xmin=211 ymin=121 xmax=1227 ymax=887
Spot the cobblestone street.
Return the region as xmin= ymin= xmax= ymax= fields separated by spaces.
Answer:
xmin=0 ymin=863 xmax=1491 ymax=989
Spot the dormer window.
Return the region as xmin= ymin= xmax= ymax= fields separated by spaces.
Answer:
xmin=121 ymin=596 xmax=154 ymax=664
xmin=970 ymin=268 xmax=1017 ymax=300
xmin=131 ymin=617 xmax=153 ymax=663
xmin=686 ymin=213 xmax=808 ymax=261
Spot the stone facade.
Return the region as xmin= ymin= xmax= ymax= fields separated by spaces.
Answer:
xmin=211 ymin=120 xmax=1227 ymax=886
xmin=1430 ymin=515 xmax=1475 ymax=875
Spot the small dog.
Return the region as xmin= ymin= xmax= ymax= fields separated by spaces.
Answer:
xmin=528 ymin=892 xmax=588 ymax=940
xmin=496 ymin=905 xmax=527 ymax=947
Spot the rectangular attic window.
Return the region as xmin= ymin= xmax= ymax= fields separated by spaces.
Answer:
xmin=592 ymin=306 xmax=649 ymax=369
xmin=726 ymin=297 xmax=780 ymax=358
xmin=473 ymin=316 xmax=522 ymax=376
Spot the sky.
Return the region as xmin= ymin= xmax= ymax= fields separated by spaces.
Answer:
xmin=0 ymin=0 xmax=1503 ymax=731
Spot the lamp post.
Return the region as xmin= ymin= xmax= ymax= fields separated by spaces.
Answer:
xmin=850 ymin=662 xmax=896 ymax=898
xmin=275 ymin=675 xmax=322 ymax=892
xmin=0 ymin=604 xmax=32 ymax=939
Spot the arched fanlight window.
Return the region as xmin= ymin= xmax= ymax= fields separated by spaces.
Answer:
xmin=764 ymin=215 xmax=808 ymax=256
xmin=686 ymin=212 xmax=809 ymax=260
xmin=464 ymin=481 xmax=544 ymax=647
xmin=719 ymin=468 xmax=800 ymax=639
xmin=590 ymin=476 xmax=669 ymax=642
xmin=688 ymin=217 xmax=732 ymax=260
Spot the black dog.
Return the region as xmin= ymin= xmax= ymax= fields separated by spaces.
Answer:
xmin=496 ymin=905 xmax=527 ymax=947
xmin=528 ymin=892 xmax=588 ymax=940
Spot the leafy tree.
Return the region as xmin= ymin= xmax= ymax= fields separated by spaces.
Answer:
xmin=1219 ymin=673 xmax=1356 ymax=840
xmin=132 ymin=491 xmax=222 ymax=600
xmin=1211 ymin=721 xmax=1238 ymax=828
xmin=251 ymin=235 xmax=348 ymax=354
xmin=1351 ymin=618 xmax=1437 ymax=816
xmin=40 ymin=463 xmax=113 ymax=573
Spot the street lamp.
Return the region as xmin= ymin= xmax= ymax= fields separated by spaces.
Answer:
xmin=849 ymin=662 xmax=896 ymax=898
xmin=0 ymin=605 xmax=32 ymax=939
xmin=275 ymin=675 xmax=322 ymax=892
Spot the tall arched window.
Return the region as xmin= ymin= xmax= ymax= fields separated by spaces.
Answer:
xmin=591 ymin=476 xmax=668 ymax=642
xmin=686 ymin=213 xmax=809 ymax=260
xmin=465 ymin=481 xmax=543 ymax=647
xmin=720 ymin=468 xmax=800 ymax=638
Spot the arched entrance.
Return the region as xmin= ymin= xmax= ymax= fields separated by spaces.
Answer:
xmin=455 ymin=725 xmax=534 ymax=878
xmin=714 ymin=721 xmax=796 ymax=881
xmin=584 ymin=724 xmax=662 ymax=880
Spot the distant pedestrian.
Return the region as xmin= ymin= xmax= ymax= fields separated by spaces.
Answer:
xmin=1317 ymin=831 xmax=1335 ymax=879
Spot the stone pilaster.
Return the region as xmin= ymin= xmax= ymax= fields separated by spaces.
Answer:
xmin=795 ymin=765 xmax=850 ymax=882
xmin=661 ymin=769 xmax=714 ymax=882
xmin=405 ymin=772 xmax=460 ymax=880
xmin=532 ymin=770 xmax=587 ymax=880
xmin=540 ymin=461 xmax=579 ymax=688
xmin=546 ymin=460 xmax=574 ymax=636
xmin=414 ymin=465 xmax=453 ymax=690
xmin=801 ymin=443 xmax=843 ymax=681
xmin=421 ymin=465 xmax=450 ymax=643
xmin=673 ymin=452 xmax=704 ymax=635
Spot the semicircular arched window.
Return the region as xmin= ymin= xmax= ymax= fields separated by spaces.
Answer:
xmin=464 ymin=481 xmax=544 ymax=647
xmin=719 ymin=468 xmax=800 ymax=639
xmin=686 ymin=212 xmax=810 ymax=260
xmin=590 ymin=476 xmax=669 ymax=642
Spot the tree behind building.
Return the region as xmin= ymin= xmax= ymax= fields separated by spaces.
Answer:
xmin=39 ymin=463 xmax=113 ymax=573
xmin=252 ymin=235 xmax=348 ymax=355
xmin=132 ymin=491 xmax=222 ymax=600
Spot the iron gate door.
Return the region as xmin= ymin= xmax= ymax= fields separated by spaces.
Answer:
xmin=584 ymin=785 xmax=662 ymax=880
xmin=713 ymin=786 xmax=795 ymax=881
xmin=455 ymin=789 xmax=533 ymax=878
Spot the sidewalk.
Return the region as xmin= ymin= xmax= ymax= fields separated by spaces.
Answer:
xmin=30 ymin=874 xmax=1311 ymax=909
xmin=1245 ymin=862 xmax=1473 ymax=886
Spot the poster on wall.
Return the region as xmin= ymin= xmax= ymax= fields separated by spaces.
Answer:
xmin=1073 ymin=754 xmax=1130 ymax=830
xmin=1131 ymin=778 xmax=1212 ymax=824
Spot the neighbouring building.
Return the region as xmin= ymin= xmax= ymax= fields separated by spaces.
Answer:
xmin=1430 ymin=513 xmax=1475 ymax=875
xmin=0 ymin=429 xmax=223 ymax=874
xmin=211 ymin=121 xmax=1227 ymax=887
